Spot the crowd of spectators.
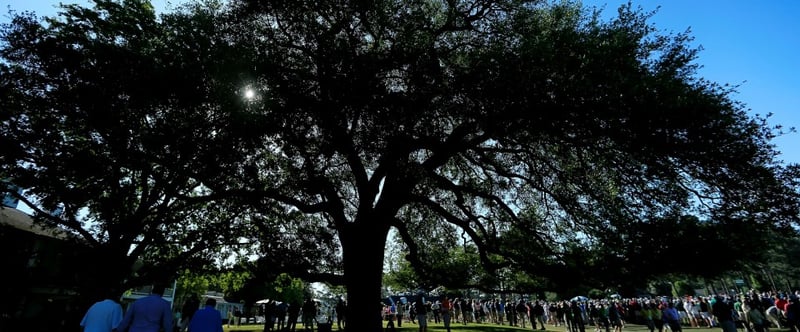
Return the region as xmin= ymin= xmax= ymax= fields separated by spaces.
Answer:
xmin=379 ymin=289 xmax=800 ymax=332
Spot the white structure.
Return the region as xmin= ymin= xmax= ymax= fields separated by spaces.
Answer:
xmin=121 ymin=281 xmax=178 ymax=309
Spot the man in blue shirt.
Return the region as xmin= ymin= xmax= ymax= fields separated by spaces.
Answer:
xmin=188 ymin=298 xmax=223 ymax=332
xmin=80 ymin=291 xmax=123 ymax=332
xmin=118 ymin=283 xmax=174 ymax=332
xmin=663 ymin=301 xmax=683 ymax=332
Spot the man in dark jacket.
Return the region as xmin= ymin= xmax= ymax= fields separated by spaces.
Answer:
xmin=712 ymin=296 xmax=736 ymax=332
xmin=533 ymin=301 xmax=546 ymax=330
xmin=783 ymin=297 xmax=799 ymax=332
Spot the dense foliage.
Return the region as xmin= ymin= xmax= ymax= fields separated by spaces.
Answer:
xmin=0 ymin=0 xmax=258 ymax=296
xmin=2 ymin=0 xmax=798 ymax=331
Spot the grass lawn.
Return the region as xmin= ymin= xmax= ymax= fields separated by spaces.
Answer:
xmin=223 ymin=321 xmax=793 ymax=332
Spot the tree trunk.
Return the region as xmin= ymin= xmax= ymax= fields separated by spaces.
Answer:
xmin=77 ymin=245 xmax=130 ymax=305
xmin=341 ymin=220 xmax=390 ymax=332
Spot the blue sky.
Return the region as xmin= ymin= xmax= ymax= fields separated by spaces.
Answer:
xmin=2 ymin=0 xmax=798 ymax=165
xmin=588 ymin=0 xmax=800 ymax=165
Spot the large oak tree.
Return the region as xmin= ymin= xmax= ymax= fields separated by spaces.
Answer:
xmin=212 ymin=1 xmax=799 ymax=330
xmin=3 ymin=1 xmax=799 ymax=331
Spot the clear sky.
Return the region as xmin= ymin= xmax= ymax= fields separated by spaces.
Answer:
xmin=586 ymin=0 xmax=800 ymax=165
xmin=2 ymin=0 xmax=798 ymax=165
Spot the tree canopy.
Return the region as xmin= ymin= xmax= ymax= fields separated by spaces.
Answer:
xmin=0 ymin=0 xmax=260 ymax=297
xmin=2 ymin=0 xmax=799 ymax=331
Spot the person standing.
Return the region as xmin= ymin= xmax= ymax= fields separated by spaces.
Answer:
xmin=188 ymin=298 xmax=223 ymax=332
xmin=180 ymin=295 xmax=200 ymax=332
xmin=497 ymin=299 xmax=506 ymax=325
xmin=712 ymin=296 xmax=737 ymax=332
xmin=598 ymin=302 xmax=611 ymax=332
xmin=263 ymin=299 xmax=277 ymax=332
xmin=571 ymin=301 xmax=586 ymax=332
xmin=227 ymin=308 xmax=235 ymax=327
xmin=287 ymin=300 xmax=301 ymax=332
xmin=117 ymin=283 xmax=174 ymax=332
xmin=642 ymin=302 xmax=658 ymax=332
xmin=662 ymin=301 xmax=683 ymax=332
xmin=516 ymin=299 xmax=528 ymax=328
xmin=548 ymin=301 xmax=558 ymax=327
xmin=441 ymin=295 xmax=453 ymax=332
xmin=276 ymin=301 xmax=289 ymax=331
xmin=233 ymin=307 xmax=242 ymax=326
xmin=301 ymin=298 xmax=316 ymax=332
xmin=393 ymin=299 xmax=404 ymax=327
xmin=775 ymin=295 xmax=788 ymax=318
xmin=684 ymin=298 xmax=699 ymax=328
xmin=562 ymin=302 xmax=574 ymax=332
xmin=783 ymin=297 xmax=799 ymax=332
xmin=415 ymin=296 xmax=428 ymax=332
xmin=533 ymin=300 xmax=546 ymax=330
xmin=335 ymin=298 xmax=346 ymax=330
xmin=431 ymin=300 xmax=441 ymax=324
xmin=700 ymin=297 xmax=716 ymax=327
xmin=607 ymin=301 xmax=624 ymax=332
xmin=385 ymin=303 xmax=397 ymax=332
xmin=745 ymin=300 xmax=768 ymax=332
xmin=80 ymin=291 xmax=123 ymax=332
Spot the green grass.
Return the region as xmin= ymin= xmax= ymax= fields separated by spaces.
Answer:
xmin=224 ymin=321 xmax=794 ymax=332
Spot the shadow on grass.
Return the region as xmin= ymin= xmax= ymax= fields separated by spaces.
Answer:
xmin=227 ymin=322 xmax=796 ymax=332
xmin=394 ymin=323 xmax=545 ymax=332
xmin=226 ymin=324 xmax=531 ymax=332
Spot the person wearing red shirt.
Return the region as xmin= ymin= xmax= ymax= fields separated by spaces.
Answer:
xmin=441 ymin=296 xmax=453 ymax=332
xmin=775 ymin=295 xmax=789 ymax=315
